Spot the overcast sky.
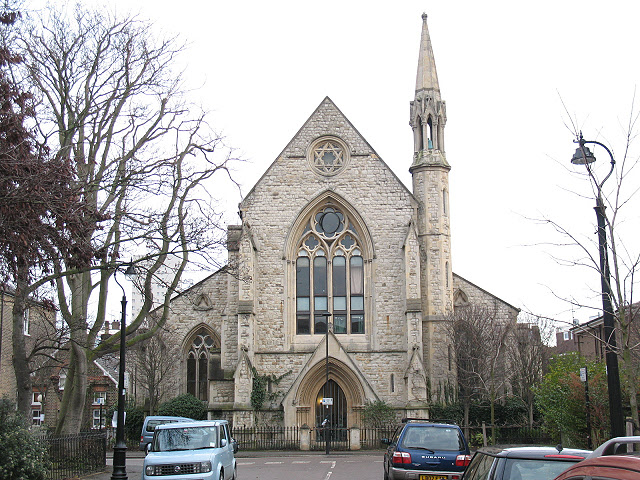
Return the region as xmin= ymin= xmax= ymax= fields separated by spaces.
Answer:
xmin=65 ymin=0 xmax=640 ymax=330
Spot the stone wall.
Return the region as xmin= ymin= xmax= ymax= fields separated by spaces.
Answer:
xmin=453 ymin=274 xmax=519 ymax=324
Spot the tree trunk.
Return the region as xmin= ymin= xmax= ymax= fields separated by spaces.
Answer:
xmin=463 ymin=397 xmax=470 ymax=440
xmin=12 ymin=263 xmax=31 ymax=418
xmin=56 ymin=273 xmax=91 ymax=434
xmin=621 ymin=345 xmax=640 ymax=435
xmin=63 ymin=341 xmax=89 ymax=433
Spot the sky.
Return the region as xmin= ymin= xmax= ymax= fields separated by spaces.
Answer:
xmin=42 ymin=1 xmax=640 ymax=331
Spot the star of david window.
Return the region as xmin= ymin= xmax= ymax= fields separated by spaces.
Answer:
xmin=295 ymin=205 xmax=365 ymax=335
xmin=309 ymin=137 xmax=349 ymax=176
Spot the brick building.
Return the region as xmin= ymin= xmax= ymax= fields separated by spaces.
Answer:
xmin=1 ymin=287 xmax=118 ymax=430
xmin=0 ymin=288 xmax=56 ymax=409
xmin=30 ymin=353 xmax=118 ymax=431
xmin=554 ymin=303 xmax=640 ymax=363
xmin=152 ymin=15 xmax=519 ymax=428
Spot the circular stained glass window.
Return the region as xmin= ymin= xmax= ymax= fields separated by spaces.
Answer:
xmin=321 ymin=212 xmax=340 ymax=234
xmin=314 ymin=207 xmax=344 ymax=238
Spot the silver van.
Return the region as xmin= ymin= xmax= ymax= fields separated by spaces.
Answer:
xmin=139 ymin=415 xmax=192 ymax=451
xmin=143 ymin=420 xmax=238 ymax=480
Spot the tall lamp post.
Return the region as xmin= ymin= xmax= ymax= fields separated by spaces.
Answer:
xmin=111 ymin=262 xmax=136 ymax=480
xmin=321 ymin=312 xmax=333 ymax=455
xmin=571 ymin=133 xmax=624 ymax=438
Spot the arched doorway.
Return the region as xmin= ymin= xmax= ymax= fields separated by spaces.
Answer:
xmin=315 ymin=379 xmax=348 ymax=444
xmin=290 ymin=356 xmax=366 ymax=432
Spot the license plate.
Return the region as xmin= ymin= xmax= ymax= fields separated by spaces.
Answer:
xmin=419 ymin=475 xmax=447 ymax=480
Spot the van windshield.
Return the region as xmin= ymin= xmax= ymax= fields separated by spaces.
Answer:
xmin=154 ymin=426 xmax=218 ymax=452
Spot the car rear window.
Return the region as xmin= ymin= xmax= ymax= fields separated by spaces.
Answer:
xmin=401 ymin=425 xmax=464 ymax=451
xmin=146 ymin=419 xmax=180 ymax=432
xmin=464 ymin=453 xmax=496 ymax=480
xmin=504 ymin=458 xmax=579 ymax=480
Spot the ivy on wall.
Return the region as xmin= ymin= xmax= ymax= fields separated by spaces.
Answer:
xmin=250 ymin=367 xmax=291 ymax=410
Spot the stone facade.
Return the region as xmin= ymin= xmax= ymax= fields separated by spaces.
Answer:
xmin=157 ymin=15 xmax=519 ymax=428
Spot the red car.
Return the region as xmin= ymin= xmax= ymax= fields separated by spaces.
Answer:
xmin=552 ymin=454 xmax=640 ymax=480
xmin=553 ymin=436 xmax=640 ymax=480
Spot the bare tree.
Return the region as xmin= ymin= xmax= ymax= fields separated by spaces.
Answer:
xmin=17 ymin=5 xmax=238 ymax=433
xmin=446 ymin=303 xmax=513 ymax=439
xmin=129 ymin=319 xmax=179 ymax=415
xmin=0 ymin=2 xmax=96 ymax=417
xmin=540 ymin=102 xmax=640 ymax=435
xmin=446 ymin=304 xmax=484 ymax=430
xmin=507 ymin=315 xmax=551 ymax=426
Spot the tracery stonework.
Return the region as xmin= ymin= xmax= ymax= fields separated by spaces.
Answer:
xmin=310 ymin=137 xmax=347 ymax=175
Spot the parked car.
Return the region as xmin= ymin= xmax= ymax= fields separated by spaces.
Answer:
xmin=143 ymin=420 xmax=238 ymax=480
xmin=553 ymin=436 xmax=640 ymax=480
xmin=552 ymin=453 xmax=640 ymax=480
xmin=382 ymin=418 xmax=471 ymax=480
xmin=587 ymin=435 xmax=640 ymax=458
xmin=461 ymin=445 xmax=591 ymax=480
xmin=139 ymin=415 xmax=193 ymax=451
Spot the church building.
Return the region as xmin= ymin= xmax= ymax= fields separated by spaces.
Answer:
xmin=158 ymin=14 xmax=519 ymax=429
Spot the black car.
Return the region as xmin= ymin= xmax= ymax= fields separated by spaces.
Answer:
xmin=383 ymin=419 xmax=471 ymax=480
xmin=461 ymin=445 xmax=591 ymax=480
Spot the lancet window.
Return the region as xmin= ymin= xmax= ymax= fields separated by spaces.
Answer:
xmin=186 ymin=327 xmax=220 ymax=401
xmin=295 ymin=206 xmax=365 ymax=335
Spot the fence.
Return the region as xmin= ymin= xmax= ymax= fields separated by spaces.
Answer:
xmin=464 ymin=424 xmax=556 ymax=448
xmin=233 ymin=426 xmax=301 ymax=450
xmin=231 ymin=426 xmax=395 ymax=451
xmin=230 ymin=424 xmax=552 ymax=451
xmin=38 ymin=432 xmax=107 ymax=480
xmin=311 ymin=427 xmax=350 ymax=450
xmin=360 ymin=427 xmax=396 ymax=449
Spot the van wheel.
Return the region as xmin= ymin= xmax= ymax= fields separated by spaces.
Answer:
xmin=219 ymin=469 xmax=224 ymax=480
xmin=231 ymin=464 xmax=237 ymax=480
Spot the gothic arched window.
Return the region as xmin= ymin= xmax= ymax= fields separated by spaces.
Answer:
xmin=296 ymin=205 xmax=365 ymax=335
xmin=186 ymin=327 xmax=220 ymax=401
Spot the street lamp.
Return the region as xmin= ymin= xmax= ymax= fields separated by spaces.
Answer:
xmin=321 ymin=311 xmax=333 ymax=455
xmin=111 ymin=262 xmax=136 ymax=480
xmin=571 ymin=133 xmax=624 ymax=438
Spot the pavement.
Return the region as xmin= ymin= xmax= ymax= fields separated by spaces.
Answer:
xmin=80 ymin=448 xmax=386 ymax=480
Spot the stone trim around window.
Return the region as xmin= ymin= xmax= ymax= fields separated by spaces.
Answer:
xmin=307 ymin=136 xmax=350 ymax=177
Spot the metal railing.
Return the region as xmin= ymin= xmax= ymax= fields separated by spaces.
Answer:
xmin=233 ymin=426 xmax=300 ymax=450
xmin=464 ymin=424 xmax=556 ymax=448
xmin=360 ymin=427 xmax=396 ymax=449
xmin=37 ymin=432 xmax=107 ymax=480
xmin=311 ymin=427 xmax=350 ymax=450
xmin=229 ymin=424 xmax=553 ymax=451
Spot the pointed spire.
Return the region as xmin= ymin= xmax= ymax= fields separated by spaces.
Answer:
xmin=415 ymin=13 xmax=440 ymax=96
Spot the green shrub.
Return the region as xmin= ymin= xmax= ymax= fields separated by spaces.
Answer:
xmin=362 ymin=400 xmax=396 ymax=427
xmin=125 ymin=405 xmax=145 ymax=443
xmin=533 ymin=353 xmax=609 ymax=448
xmin=158 ymin=394 xmax=206 ymax=420
xmin=0 ymin=399 xmax=49 ymax=480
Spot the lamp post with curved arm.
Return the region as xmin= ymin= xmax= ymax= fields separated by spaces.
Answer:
xmin=111 ymin=262 xmax=136 ymax=480
xmin=571 ymin=133 xmax=624 ymax=438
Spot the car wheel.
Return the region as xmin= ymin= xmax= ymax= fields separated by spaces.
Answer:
xmin=383 ymin=464 xmax=389 ymax=480
xmin=219 ymin=469 xmax=224 ymax=480
xmin=231 ymin=464 xmax=238 ymax=480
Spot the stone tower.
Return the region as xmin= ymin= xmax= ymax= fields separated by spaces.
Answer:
xmin=409 ymin=14 xmax=454 ymax=400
